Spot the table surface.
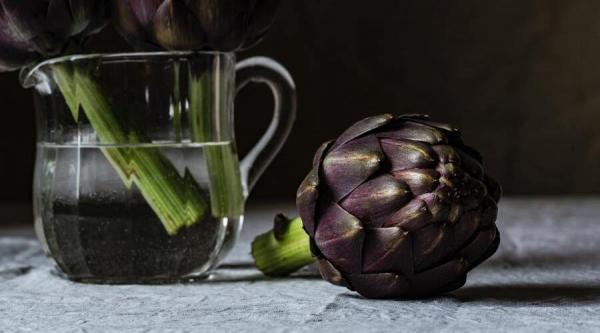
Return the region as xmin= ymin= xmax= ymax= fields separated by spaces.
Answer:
xmin=1 ymin=198 xmax=600 ymax=332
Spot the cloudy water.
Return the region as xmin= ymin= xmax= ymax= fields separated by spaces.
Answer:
xmin=34 ymin=141 xmax=244 ymax=282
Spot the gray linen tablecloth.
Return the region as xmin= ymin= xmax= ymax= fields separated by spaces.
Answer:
xmin=1 ymin=198 xmax=600 ymax=332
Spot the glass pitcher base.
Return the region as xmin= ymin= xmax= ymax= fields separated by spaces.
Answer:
xmin=54 ymin=269 xmax=212 ymax=285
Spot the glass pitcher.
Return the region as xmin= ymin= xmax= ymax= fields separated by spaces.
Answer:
xmin=21 ymin=52 xmax=296 ymax=283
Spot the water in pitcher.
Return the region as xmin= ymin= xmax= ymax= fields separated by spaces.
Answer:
xmin=34 ymin=141 xmax=244 ymax=283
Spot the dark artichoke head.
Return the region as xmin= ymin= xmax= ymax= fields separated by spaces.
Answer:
xmin=297 ymin=114 xmax=501 ymax=299
xmin=112 ymin=0 xmax=280 ymax=52
xmin=0 ymin=0 xmax=107 ymax=72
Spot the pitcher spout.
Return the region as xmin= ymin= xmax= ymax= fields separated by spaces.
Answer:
xmin=19 ymin=62 xmax=53 ymax=94
xmin=18 ymin=54 xmax=95 ymax=93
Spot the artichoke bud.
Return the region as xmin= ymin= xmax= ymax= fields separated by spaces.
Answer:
xmin=0 ymin=0 xmax=107 ymax=72
xmin=297 ymin=114 xmax=502 ymax=299
xmin=112 ymin=0 xmax=280 ymax=52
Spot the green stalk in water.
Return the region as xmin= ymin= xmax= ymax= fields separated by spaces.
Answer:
xmin=53 ymin=64 xmax=209 ymax=235
xmin=188 ymin=67 xmax=244 ymax=218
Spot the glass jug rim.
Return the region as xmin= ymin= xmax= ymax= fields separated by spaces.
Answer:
xmin=21 ymin=51 xmax=236 ymax=88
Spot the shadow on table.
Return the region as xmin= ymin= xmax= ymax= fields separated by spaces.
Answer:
xmin=453 ymin=284 xmax=600 ymax=305
xmin=337 ymin=250 xmax=600 ymax=305
xmin=455 ymin=251 xmax=600 ymax=305
xmin=207 ymin=272 xmax=321 ymax=284
xmin=337 ymin=284 xmax=600 ymax=306
xmin=483 ymin=251 xmax=600 ymax=270
xmin=206 ymin=261 xmax=321 ymax=284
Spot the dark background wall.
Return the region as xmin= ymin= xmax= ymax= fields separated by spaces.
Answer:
xmin=1 ymin=1 xmax=599 ymax=217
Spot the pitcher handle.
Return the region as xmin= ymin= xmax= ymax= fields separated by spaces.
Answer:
xmin=236 ymin=57 xmax=297 ymax=197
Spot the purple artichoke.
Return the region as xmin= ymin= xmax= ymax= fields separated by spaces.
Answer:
xmin=0 ymin=0 xmax=107 ymax=72
xmin=112 ymin=0 xmax=280 ymax=51
xmin=298 ymin=114 xmax=501 ymax=298
xmin=252 ymin=114 xmax=501 ymax=299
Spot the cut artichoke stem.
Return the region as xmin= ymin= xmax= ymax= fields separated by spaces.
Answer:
xmin=53 ymin=65 xmax=209 ymax=235
xmin=252 ymin=215 xmax=315 ymax=277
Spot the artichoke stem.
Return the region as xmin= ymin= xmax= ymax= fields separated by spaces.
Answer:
xmin=252 ymin=215 xmax=315 ymax=277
